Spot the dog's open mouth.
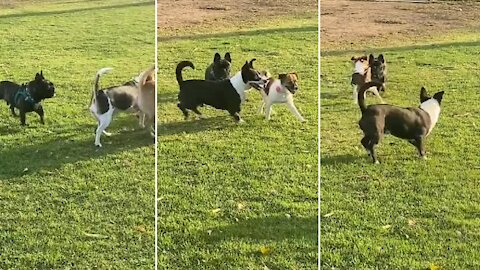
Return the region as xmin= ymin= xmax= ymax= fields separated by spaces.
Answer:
xmin=249 ymin=80 xmax=266 ymax=90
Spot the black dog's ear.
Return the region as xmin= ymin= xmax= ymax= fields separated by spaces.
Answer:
xmin=369 ymin=54 xmax=375 ymax=65
xmin=433 ymin=91 xmax=445 ymax=104
xmin=214 ymin=53 xmax=221 ymax=62
xmin=35 ymin=72 xmax=43 ymax=81
xmin=378 ymin=54 xmax=385 ymax=63
xmin=224 ymin=52 xmax=231 ymax=63
xmin=420 ymin=87 xmax=430 ymax=103
xmin=248 ymin=58 xmax=256 ymax=67
xmin=278 ymin=73 xmax=287 ymax=82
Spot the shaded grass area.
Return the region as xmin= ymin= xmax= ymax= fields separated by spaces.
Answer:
xmin=320 ymin=33 xmax=480 ymax=269
xmin=158 ymin=17 xmax=318 ymax=269
xmin=0 ymin=1 xmax=155 ymax=269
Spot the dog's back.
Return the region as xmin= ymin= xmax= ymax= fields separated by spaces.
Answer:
xmin=0 ymin=81 xmax=20 ymax=104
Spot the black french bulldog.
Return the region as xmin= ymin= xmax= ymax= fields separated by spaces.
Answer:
xmin=0 ymin=71 xmax=55 ymax=125
xmin=205 ymin=52 xmax=232 ymax=81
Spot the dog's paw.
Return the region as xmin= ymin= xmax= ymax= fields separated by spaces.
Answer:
xmin=95 ymin=143 xmax=102 ymax=148
xmin=237 ymin=119 xmax=246 ymax=125
xmin=102 ymin=131 xmax=112 ymax=136
xmin=374 ymin=160 xmax=380 ymax=164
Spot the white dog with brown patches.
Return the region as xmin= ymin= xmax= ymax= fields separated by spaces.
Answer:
xmin=256 ymin=72 xmax=305 ymax=122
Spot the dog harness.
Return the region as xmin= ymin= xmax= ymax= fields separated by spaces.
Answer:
xmin=11 ymin=86 xmax=38 ymax=108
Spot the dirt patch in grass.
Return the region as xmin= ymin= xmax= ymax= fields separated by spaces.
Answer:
xmin=158 ymin=0 xmax=317 ymax=34
xmin=321 ymin=0 xmax=480 ymax=48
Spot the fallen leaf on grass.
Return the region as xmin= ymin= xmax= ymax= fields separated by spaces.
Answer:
xmin=206 ymin=230 xmax=212 ymax=236
xmin=381 ymin=224 xmax=392 ymax=230
xmin=285 ymin=213 xmax=291 ymax=219
xmin=323 ymin=212 xmax=334 ymax=218
xmin=429 ymin=263 xmax=440 ymax=270
xmin=237 ymin=203 xmax=245 ymax=210
xmin=259 ymin=246 xmax=272 ymax=256
xmin=408 ymin=219 xmax=416 ymax=226
xmin=23 ymin=168 xmax=28 ymax=173
xmin=83 ymin=232 xmax=108 ymax=239
xmin=134 ymin=225 xmax=146 ymax=233
xmin=211 ymin=208 xmax=222 ymax=214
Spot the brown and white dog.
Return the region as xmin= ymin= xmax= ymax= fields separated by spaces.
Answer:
xmin=256 ymin=72 xmax=305 ymax=122
xmin=351 ymin=55 xmax=384 ymax=104
xmin=136 ymin=65 xmax=156 ymax=135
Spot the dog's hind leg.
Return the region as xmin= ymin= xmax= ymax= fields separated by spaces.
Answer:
xmin=264 ymin=101 xmax=274 ymax=120
xmin=177 ymin=103 xmax=189 ymax=120
xmin=94 ymin=111 xmax=113 ymax=147
xmin=10 ymin=105 xmax=17 ymax=117
xmin=286 ymin=101 xmax=305 ymax=122
xmin=192 ymin=107 xmax=206 ymax=119
xmin=368 ymin=135 xmax=381 ymax=164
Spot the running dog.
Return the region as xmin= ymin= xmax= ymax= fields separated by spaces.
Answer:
xmin=176 ymin=59 xmax=266 ymax=123
xmin=0 ymin=71 xmax=55 ymax=125
xmin=89 ymin=68 xmax=140 ymax=147
xmin=357 ymin=81 xmax=444 ymax=164
xmin=256 ymin=72 xmax=305 ymax=122
xmin=351 ymin=55 xmax=384 ymax=104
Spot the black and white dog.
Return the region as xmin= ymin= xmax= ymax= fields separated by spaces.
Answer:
xmin=0 ymin=71 xmax=55 ymax=125
xmin=89 ymin=68 xmax=140 ymax=147
xmin=357 ymin=81 xmax=444 ymax=163
xmin=176 ymin=59 xmax=266 ymax=123
xmin=205 ymin=52 xmax=232 ymax=81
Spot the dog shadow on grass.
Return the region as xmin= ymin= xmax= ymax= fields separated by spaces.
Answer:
xmin=158 ymin=116 xmax=231 ymax=137
xmin=200 ymin=215 xmax=317 ymax=263
xmin=321 ymin=153 xmax=361 ymax=165
xmin=0 ymin=117 xmax=153 ymax=180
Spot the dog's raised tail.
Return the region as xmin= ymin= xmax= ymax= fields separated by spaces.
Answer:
xmin=90 ymin=67 xmax=113 ymax=107
xmin=358 ymin=81 xmax=383 ymax=113
xmin=94 ymin=67 xmax=113 ymax=92
xmin=139 ymin=65 xmax=156 ymax=86
xmin=176 ymin=61 xmax=194 ymax=85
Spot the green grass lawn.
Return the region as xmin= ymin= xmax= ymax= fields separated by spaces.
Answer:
xmin=158 ymin=16 xmax=318 ymax=269
xmin=0 ymin=1 xmax=155 ymax=268
xmin=321 ymin=32 xmax=480 ymax=269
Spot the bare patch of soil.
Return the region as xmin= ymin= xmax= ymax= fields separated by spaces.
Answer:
xmin=321 ymin=0 xmax=480 ymax=48
xmin=158 ymin=0 xmax=317 ymax=34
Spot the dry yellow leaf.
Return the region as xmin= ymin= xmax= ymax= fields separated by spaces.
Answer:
xmin=408 ymin=219 xmax=416 ymax=226
xmin=135 ymin=225 xmax=146 ymax=233
xmin=429 ymin=263 xmax=440 ymax=270
xmin=211 ymin=208 xmax=221 ymax=214
xmin=323 ymin=212 xmax=334 ymax=218
xmin=237 ymin=203 xmax=245 ymax=210
xmin=259 ymin=246 xmax=272 ymax=256
xmin=381 ymin=224 xmax=391 ymax=229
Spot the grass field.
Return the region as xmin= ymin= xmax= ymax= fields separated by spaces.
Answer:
xmin=158 ymin=14 xmax=318 ymax=269
xmin=321 ymin=32 xmax=480 ymax=269
xmin=0 ymin=1 xmax=155 ymax=268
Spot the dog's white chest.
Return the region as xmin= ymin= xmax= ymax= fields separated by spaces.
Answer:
xmin=230 ymin=72 xmax=249 ymax=102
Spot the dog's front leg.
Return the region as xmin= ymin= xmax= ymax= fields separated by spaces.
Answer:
xmin=35 ymin=105 xmax=45 ymax=124
xmin=286 ymin=101 xmax=305 ymax=122
xmin=138 ymin=112 xmax=146 ymax=128
xmin=19 ymin=107 xmax=27 ymax=125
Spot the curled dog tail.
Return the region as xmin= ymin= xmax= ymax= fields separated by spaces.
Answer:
xmin=139 ymin=65 xmax=156 ymax=87
xmin=176 ymin=61 xmax=194 ymax=85
xmin=358 ymin=81 xmax=383 ymax=113
xmin=90 ymin=67 xmax=113 ymax=106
